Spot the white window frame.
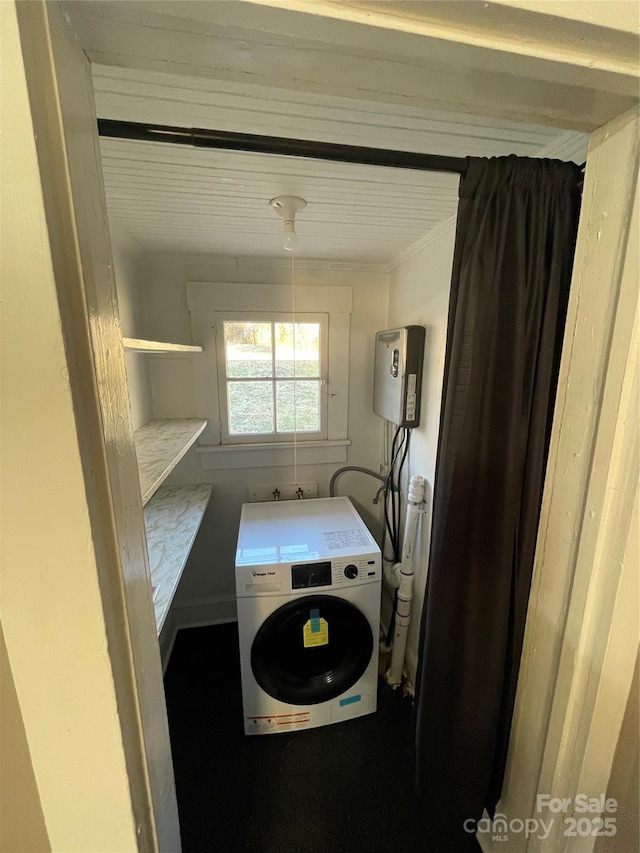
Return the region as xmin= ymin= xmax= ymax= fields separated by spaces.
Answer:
xmin=214 ymin=311 xmax=329 ymax=445
xmin=186 ymin=282 xmax=352 ymax=468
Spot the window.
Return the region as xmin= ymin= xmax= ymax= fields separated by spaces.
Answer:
xmin=187 ymin=282 xmax=351 ymax=465
xmin=215 ymin=312 xmax=328 ymax=443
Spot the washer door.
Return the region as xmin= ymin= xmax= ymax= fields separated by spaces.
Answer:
xmin=251 ymin=594 xmax=374 ymax=706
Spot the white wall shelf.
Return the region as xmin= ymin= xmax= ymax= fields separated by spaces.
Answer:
xmin=123 ymin=337 xmax=203 ymax=354
xmin=145 ymin=484 xmax=212 ymax=634
xmin=134 ymin=418 xmax=207 ymax=505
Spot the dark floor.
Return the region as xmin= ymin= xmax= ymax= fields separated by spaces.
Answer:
xmin=164 ymin=623 xmax=481 ymax=853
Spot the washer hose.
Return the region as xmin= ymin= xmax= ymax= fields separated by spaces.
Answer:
xmin=329 ymin=466 xmax=389 ymax=498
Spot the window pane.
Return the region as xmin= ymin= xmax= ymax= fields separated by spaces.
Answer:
xmin=228 ymin=381 xmax=274 ymax=434
xmin=275 ymin=323 xmax=320 ymax=378
xmin=276 ymin=380 xmax=320 ymax=433
xmin=224 ymin=322 xmax=273 ymax=378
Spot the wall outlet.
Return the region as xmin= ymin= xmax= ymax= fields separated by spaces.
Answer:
xmin=248 ymin=483 xmax=319 ymax=502
xmin=379 ymin=464 xmax=389 ymax=477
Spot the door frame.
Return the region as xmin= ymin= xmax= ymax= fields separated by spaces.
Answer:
xmin=11 ymin=2 xmax=180 ymax=848
xmin=9 ymin=1 xmax=638 ymax=848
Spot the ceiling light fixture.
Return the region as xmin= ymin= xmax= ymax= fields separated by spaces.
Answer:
xmin=269 ymin=196 xmax=307 ymax=252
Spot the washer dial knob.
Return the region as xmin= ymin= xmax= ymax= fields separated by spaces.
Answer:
xmin=344 ymin=564 xmax=358 ymax=580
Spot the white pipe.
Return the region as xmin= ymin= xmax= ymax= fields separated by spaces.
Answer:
xmin=385 ymin=475 xmax=426 ymax=688
xmin=383 ymin=559 xmax=400 ymax=590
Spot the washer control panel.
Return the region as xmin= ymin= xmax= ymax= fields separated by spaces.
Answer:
xmin=288 ymin=555 xmax=380 ymax=590
xmin=238 ymin=552 xmax=380 ymax=596
xmin=291 ymin=561 xmax=332 ymax=589
xmin=331 ymin=555 xmax=380 ymax=587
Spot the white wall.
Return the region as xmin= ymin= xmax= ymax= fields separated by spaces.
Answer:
xmin=1 ymin=3 xmax=143 ymax=847
xmin=136 ymin=253 xmax=389 ymax=626
xmin=0 ymin=624 xmax=50 ymax=852
xmin=386 ymin=218 xmax=456 ymax=685
xmin=111 ymin=227 xmax=154 ymax=431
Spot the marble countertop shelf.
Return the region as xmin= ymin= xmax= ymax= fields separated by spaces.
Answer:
xmin=134 ymin=418 xmax=207 ymax=506
xmin=145 ymin=484 xmax=213 ymax=634
xmin=123 ymin=337 xmax=203 ymax=354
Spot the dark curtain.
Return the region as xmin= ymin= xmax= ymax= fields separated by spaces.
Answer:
xmin=413 ymin=156 xmax=582 ymax=837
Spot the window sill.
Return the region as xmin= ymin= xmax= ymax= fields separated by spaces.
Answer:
xmin=196 ymin=439 xmax=351 ymax=470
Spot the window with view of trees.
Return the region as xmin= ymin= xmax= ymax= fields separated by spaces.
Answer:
xmin=216 ymin=313 xmax=328 ymax=442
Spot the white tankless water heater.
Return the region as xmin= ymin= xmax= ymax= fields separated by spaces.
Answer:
xmin=373 ymin=325 xmax=426 ymax=427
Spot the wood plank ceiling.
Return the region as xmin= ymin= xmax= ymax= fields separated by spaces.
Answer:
xmin=93 ymin=65 xmax=586 ymax=266
xmin=67 ymin=0 xmax=628 ymax=264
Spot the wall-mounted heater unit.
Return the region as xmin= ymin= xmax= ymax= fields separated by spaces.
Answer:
xmin=373 ymin=326 xmax=426 ymax=428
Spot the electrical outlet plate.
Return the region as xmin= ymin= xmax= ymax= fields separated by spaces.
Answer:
xmin=248 ymin=483 xmax=318 ymax=502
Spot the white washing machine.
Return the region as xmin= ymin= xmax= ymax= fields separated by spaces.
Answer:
xmin=235 ymin=496 xmax=381 ymax=735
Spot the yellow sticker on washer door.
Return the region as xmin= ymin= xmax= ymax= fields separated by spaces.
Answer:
xmin=303 ymin=610 xmax=329 ymax=647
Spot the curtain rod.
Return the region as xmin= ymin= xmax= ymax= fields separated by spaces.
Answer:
xmin=97 ymin=118 xmax=468 ymax=175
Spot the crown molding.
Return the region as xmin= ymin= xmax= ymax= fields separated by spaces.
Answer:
xmin=535 ymin=130 xmax=589 ymax=164
xmin=386 ymin=129 xmax=589 ymax=272
xmin=148 ymin=252 xmax=389 ymax=274
xmin=387 ymin=214 xmax=457 ymax=271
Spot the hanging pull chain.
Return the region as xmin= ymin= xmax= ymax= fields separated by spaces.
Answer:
xmin=292 ymin=251 xmax=298 ymax=487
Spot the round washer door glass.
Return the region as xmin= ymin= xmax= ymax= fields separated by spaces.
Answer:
xmin=251 ymin=594 xmax=374 ymax=706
